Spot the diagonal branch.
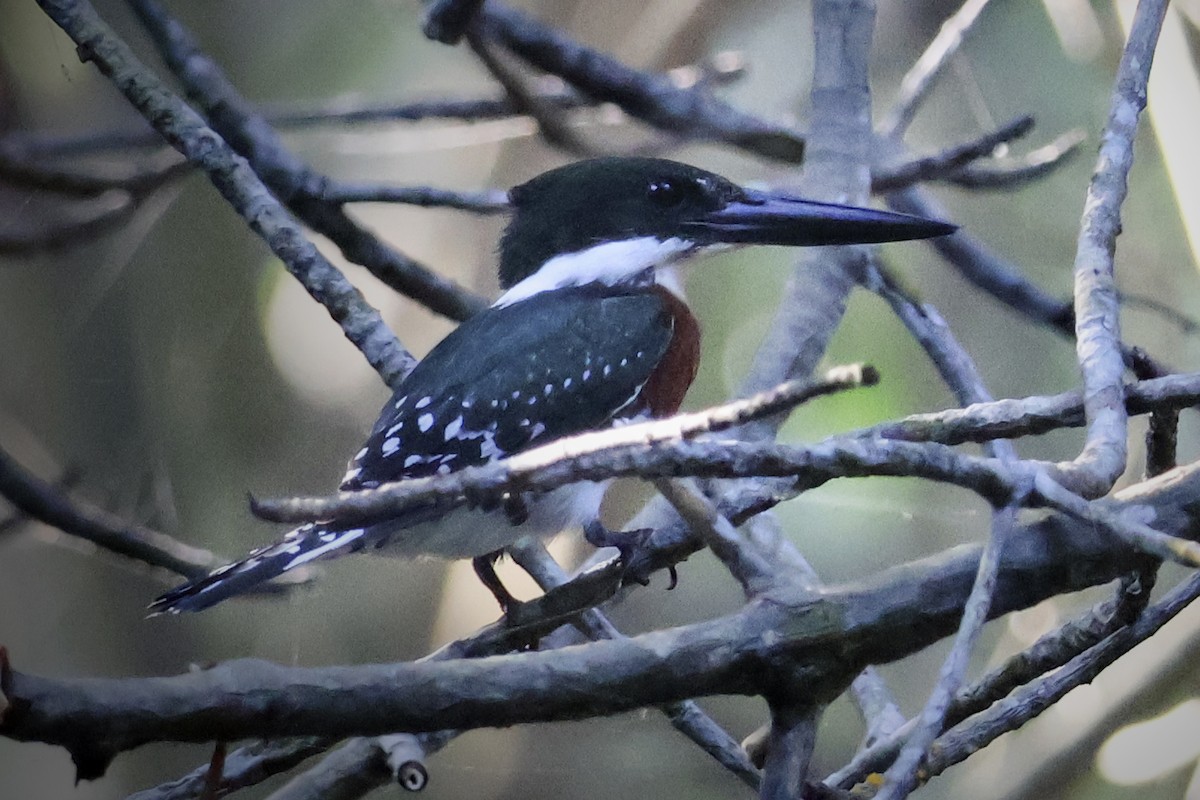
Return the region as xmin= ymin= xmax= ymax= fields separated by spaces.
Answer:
xmin=0 ymin=445 xmax=214 ymax=580
xmin=476 ymin=3 xmax=806 ymax=162
xmin=945 ymin=128 xmax=1087 ymax=189
xmin=34 ymin=0 xmax=416 ymax=388
xmin=871 ymin=116 xmax=1034 ymax=193
xmin=880 ymin=0 xmax=995 ymax=137
xmin=127 ymin=0 xmax=487 ymax=325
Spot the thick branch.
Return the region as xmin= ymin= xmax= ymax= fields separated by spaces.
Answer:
xmin=6 ymin=463 xmax=1199 ymax=779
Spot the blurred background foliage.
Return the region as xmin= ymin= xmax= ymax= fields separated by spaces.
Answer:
xmin=2 ymin=0 xmax=1200 ymax=798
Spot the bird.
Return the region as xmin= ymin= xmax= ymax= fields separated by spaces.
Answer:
xmin=149 ymin=156 xmax=955 ymax=614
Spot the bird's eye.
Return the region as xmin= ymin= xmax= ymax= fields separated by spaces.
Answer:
xmin=647 ymin=180 xmax=685 ymax=207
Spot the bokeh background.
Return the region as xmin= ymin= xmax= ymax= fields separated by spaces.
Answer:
xmin=3 ymin=0 xmax=1200 ymax=798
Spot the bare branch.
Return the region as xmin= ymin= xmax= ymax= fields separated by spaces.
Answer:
xmin=1034 ymin=471 xmax=1200 ymax=569
xmin=476 ymin=3 xmax=806 ymax=162
xmin=851 ymin=667 xmax=906 ymax=749
xmin=7 ymin=462 xmax=1199 ymax=778
xmin=946 ymin=129 xmax=1087 ymax=189
xmin=881 ymin=0 xmax=995 ymax=137
xmin=735 ymin=0 xmax=877 ymax=444
xmin=759 ymin=702 xmax=819 ymax=800
xmin=865 ymin=256 xmax=1020 ymax=798
xmin=126 ymin=738 xmax=332 ymax=800
xmin=127 ymin=0 xmax=487 ymax=325
xmin=314 ymin=182 xmax=509 ymax=213
xmin=825 ymin=568 xmax=1157 ymax=790
xmin=249 ymin=369 xmax=922 ymax=527
xmin=875 ymin=504 xmax=1022 ymax=800
xmin=0 ymin=444 xmax=216 ymax=581
xmin=508 ymin=542 xmax=762 ymax=789
xmin=859 ymin=371 xmax=1200 ymax=446
xmin=1059 ymin=0 xmax=1169 ymax=497
xmin=921 ymin=566 xmax=1200 ymax=784
xmin=35 ymin=0 xmax=416 ymax=388
xmin=871 ymin=116 xmax=1034 ymax=193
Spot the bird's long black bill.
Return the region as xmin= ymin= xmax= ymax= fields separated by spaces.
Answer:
xmin=685 ymin=190 xmax=956 ymax=247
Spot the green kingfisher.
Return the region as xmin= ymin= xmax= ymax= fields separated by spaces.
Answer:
xmin=150 ymin=157 xmax=954 ymax=614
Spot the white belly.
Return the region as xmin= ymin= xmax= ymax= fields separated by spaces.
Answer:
xmin=371 ymin=481 xmax=609 ymax=559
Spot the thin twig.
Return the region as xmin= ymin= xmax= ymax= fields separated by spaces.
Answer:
xmin=5 ymin=55 xmax=753 ymax=159
xmin=875 ymin=504 xmax=1022 ymax=800
xmin=858 ymin=371 xmax=1200 ymax=446
xmin=881 ymin=0 xmax=995 ymax=137
xmin=871 ymin=115 xmax=1034 ymax=193
xmin=476 ymin=3 xmax=807 ymax=162
xmin=946 ymin=128 xmax=1086 ymax=189
xmin=466 ymin=29 xmax=592 ymax=154
xmin=1033 ymin=472 xmax=1200 ymax=569
xmin=947 ymin=571 xmax=1151 ymax=729
xmin=0 ymin=197 xmax=138 ymax=254
xmin=886 ymin=185 xmax=1074 ymax=332
xmin=921 ymin=568 xmax=1200 ymax=783
xmin=1123 ymin=293 xmax=1200 ymax=334
xmin=0 ymin=146 xmax=187 ymax=196
xmin=0 ymin=445 xmax=214 ymax=580
xmin=315 ymin=182 xmax=509 ymax=213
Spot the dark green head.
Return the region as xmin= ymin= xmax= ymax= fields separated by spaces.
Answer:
xmin=497 ymin=157 xmax=956 ymax=290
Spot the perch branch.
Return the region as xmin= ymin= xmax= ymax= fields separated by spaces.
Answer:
xmin=6 ymin=462 xmax=1199 ymax=779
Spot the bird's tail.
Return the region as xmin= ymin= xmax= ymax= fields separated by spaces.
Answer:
xmin=148 ymin=523 xmax=368 ymax=614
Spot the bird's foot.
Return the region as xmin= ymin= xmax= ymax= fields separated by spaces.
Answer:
xmin=584 ymin=521 xmax=657 ymax=585
xmin=584 ymin=521 xmax=679 ymax=590
xmin=472 ymin=551 xmax=525 ymax=619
